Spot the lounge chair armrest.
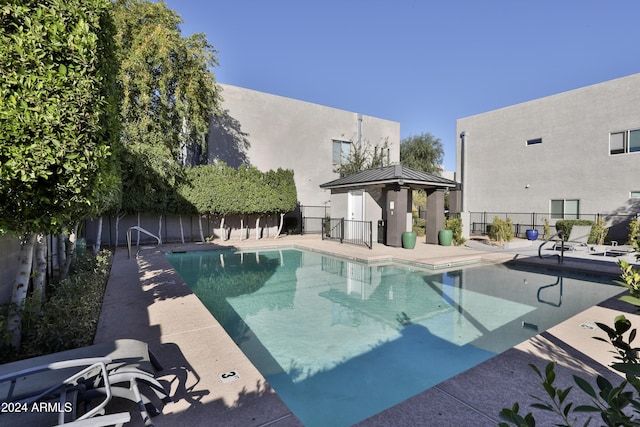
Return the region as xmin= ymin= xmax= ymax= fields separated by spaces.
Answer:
xmin=0 ymin=357 xmax=112 ymax=385
xmin=24 ymin=359 xmax=114 ymax=423
xmin=0 ymin=357 xmax=114 ymax=424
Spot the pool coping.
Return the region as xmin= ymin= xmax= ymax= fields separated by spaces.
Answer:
xmin=94 ymin=236 xmax=639 ymax=426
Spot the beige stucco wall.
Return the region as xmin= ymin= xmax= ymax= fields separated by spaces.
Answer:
xmin=210 ymin=84 xmax=401 ymax=207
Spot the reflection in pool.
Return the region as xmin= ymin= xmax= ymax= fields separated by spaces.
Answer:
xmin=166 ymin=249 xmax=622 ymax=427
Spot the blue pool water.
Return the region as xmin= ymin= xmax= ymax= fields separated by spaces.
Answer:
xmin=166 ymin=248 xmax=622 ymax=427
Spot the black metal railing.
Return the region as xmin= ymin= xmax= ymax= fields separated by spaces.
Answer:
xmin=469 ymin=211 xmax=638 ymax=241
xmin=321 ymin=218 xmax=372 ymax=249
xmin=302 ymin=217 xmax=326 ymax=235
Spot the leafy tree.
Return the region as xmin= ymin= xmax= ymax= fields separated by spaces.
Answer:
xmin=264 ymin=168 xmax=298 ymax=238
xmin=338 ymin=138 xmax=390 ymax=177
xmin=0 ymin=0 xmax=120 ymax=347
xmin=400 ymin=132 xmax=444 ymax=174
xmin=112 ymin=0 xmax=222 ymax=215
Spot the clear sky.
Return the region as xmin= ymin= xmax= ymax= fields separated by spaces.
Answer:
xmin=161 ymin=0 xmax=640 ymax=171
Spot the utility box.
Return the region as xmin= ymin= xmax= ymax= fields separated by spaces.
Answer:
xmin=377 ymin=220 xmax=386 ymax=244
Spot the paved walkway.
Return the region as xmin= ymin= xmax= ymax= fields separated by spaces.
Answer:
xmin=94 ymin=235 xmax=639 ymax=426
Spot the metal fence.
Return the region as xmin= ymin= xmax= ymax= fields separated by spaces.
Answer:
xmin=321 ymin=218 xmax=373 ymax=249
xmin=302 ymin=217 xmax=325 ymax=234
xmin=469 ymin=211 xmax=638 ymax=241
xmin=300 ymin=205 xmax=331 ymax=235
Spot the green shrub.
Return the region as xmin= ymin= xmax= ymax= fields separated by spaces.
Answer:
xmin=489 ymin=217 xmax=514 ymax=243
xmin=0 ymin=250 xmax=112 ymax=363
xmin=445 ymin=217 xmax=466 ymax=246
xmin=628 ymin=218 xmax=640 ymax=245
xmin=593 ymin=217 xmax=609 ymax=245
xmin=554 ymin=219 xmax=597 ymax=243
xmin=413 ymin=217 xmax=426 ymax=237
xmin=542 ymin=217 xmax=551 ymax=239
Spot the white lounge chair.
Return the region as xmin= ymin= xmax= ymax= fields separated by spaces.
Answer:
xmin=553 ymin=225 xmax=592 ymax=251
xmin=0 ymin=340 xmax=169 ymax=426
xmin=590 ymin=241 xmax=637 ymax=257
xmin=0 ymin=357 xmax=131 ymax=426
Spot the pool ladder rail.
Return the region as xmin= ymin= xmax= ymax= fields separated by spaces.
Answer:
xmin=126 ymin=226 xmax=161 ymax=259
xmin=538 ymin=230 xmax=565 ymax=264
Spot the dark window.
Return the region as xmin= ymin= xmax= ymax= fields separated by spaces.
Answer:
xmin=550 ymin=199 xmax=579 ymax=219
xmin=526 ymin=138 xmax=542 ymax=145
xmin=610 ymin=129 xmax=640 ymax=155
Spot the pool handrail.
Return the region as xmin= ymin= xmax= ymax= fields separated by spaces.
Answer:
xmin=538 ymin=230 xmax=565 ymax=264
xmin=537 ymin=275 xmax=563 ymax=307
xmin=127 ymin=226 xmax=161 ymax=259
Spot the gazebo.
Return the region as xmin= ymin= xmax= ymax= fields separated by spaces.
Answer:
xmin=320 ymin=165 xmax=458 ymax=247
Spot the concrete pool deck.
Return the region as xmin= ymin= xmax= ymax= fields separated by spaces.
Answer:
xmin=94 ymin=235 xmax=640 ymax=426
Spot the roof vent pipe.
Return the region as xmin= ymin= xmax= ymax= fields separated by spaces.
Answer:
xmin=459 ymin=131 xmax=466 ymax=211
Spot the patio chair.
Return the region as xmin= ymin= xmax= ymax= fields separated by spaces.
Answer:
xmin=553 ymin=225 xmax=591 ymax=251
xmin=590 ymin=240 xmax=637 ymax=257
xmin=0 ymin=339 xmax=170 ymax=426
xmin=0 ymin=356 xmax=131 ymax=426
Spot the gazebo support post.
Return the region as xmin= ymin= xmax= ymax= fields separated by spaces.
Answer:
xmin=384 ymin=185 xmax=410 ymax=247
xmin=426 ymin=189 xmax=446 ymax=244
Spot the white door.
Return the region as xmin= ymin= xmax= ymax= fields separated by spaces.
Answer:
xmin=348 ymin=190 xmax=364 ymax=221
xmin=347 ymin=190 xmax=365 ymax=240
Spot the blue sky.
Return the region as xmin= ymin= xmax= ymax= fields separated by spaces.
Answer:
xmin=162 ymin=0 xmax=640 ymax=171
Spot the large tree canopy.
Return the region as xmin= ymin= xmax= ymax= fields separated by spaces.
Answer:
xmin=0 ymin=0 xmax=120 ymax=233
xmin=0 ymin=0 xmax=120 ymax=349
xmin=400 ymin=132 xmax=444 ymax=175
xmin=112 ymin=0 xmax=222 ymax=214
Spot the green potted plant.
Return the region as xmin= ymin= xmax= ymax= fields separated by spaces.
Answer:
xmin=438 ymin=217 xmax=454 ymax=246
xmin=402 ymin=230 xmax=417 ymax=249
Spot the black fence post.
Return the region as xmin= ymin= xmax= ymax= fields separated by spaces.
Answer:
xmin=340 ymin=218 xmax=344 ymax=244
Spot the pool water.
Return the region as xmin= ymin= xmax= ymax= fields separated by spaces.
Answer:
xmin=166 ymin=248 xmax=622 ymax=427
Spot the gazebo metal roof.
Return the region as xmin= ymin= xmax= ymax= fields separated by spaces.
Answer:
xmin=319 ymin=164 xmax=456 ymax=190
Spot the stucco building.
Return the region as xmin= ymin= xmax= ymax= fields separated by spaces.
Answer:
xmin=209 ymin=84 xmax=401 ymax=207
xmin=455 ymin=73 xmax=640 ymax=240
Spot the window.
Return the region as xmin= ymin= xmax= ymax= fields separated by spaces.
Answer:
xmin=550 ymin=199 xmax=580 ymax=219
xmin=526 ymin=138 xmax=542 ymax=145
xmin=610 ymin=129 xmax=640 ymax=154
xmin=332 ymin=140 xmax=351 ymax=169
xmin=631 ymin=191 xmax=640 ymax=199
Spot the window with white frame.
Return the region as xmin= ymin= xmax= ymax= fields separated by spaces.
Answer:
xmin=610 ymin=129 xmax=640 ymax=155
xmin=550 ymin=199 xmax=580 ymax=219
xmin=631 ymin=191 xmax=640 ymax=199
xmin=332 ymin=140 xmax=351 ymax=170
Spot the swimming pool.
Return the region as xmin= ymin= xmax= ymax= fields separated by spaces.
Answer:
xmin=166 ymin=248 xmax=623 ymax=427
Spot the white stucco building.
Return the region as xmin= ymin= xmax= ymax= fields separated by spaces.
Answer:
xmin=209 ymin=84 xmax=401 ymax=207
xmin=456 ymin=73 xmax=640 ymax=240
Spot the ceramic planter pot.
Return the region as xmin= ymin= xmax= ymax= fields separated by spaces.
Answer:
xmin=402 ymin=231 xmax=417 ymax=249
xmin=526 ymin=229 xmax=539 ymax=241
xmin=438 ymin=229 xmax=453 ymax=246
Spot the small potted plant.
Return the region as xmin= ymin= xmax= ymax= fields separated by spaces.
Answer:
xmin=525 ymin=228 xmax=539 ymax=241
xmin=402 ymin=230 xmax=417 ymax=249
xmin=438 ymin=217 xmax=453 ymax=246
